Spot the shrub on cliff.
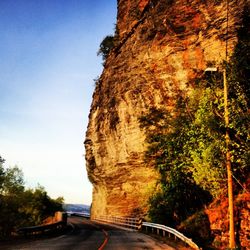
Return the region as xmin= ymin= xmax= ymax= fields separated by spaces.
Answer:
xmin=97 ymin=25 xmax=120 ymax=63
xmin=178 ymin=211 xmax=212 ymax=247
xmin=148 ymin=170 xmax=212 ymax=227
xmin=97 ymin=35 xmax=115 ymax=61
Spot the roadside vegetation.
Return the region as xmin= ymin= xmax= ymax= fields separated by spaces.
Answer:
xmin=139 ymin=7 xmax=249 ymax=248
xmin=0 ymin=156 xmax=64 ymax=239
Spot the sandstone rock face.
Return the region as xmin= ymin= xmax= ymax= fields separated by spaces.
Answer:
xmin=85 ymin=0 xmax=247 ymax=218
xmin=205 ymin=192 xmax=250 ymax=249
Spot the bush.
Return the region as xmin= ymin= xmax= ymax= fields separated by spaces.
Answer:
xmin=97 ymin=35 xmax=115 ymax=61
xmin=0 ymin=158 xmax=64 ymax=238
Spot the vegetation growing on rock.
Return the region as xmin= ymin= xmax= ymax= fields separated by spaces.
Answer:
xmin=139 ymin=11 xmax=250 ymax=247
xmin=97 ymin=35 xmax=115 ymax=61
xmin=86 ymin=1 xmax=249 ymax=248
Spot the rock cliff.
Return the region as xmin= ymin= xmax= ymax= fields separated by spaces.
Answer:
xmin=85 ymin=0 xmax=247 ymax=218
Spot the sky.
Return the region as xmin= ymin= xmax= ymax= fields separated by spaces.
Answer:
xmin=0 ymin=0 xmax=117 ymax=205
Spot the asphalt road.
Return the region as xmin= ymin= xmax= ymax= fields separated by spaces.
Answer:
xmin=1 ymin=216 xmax=176 ymax=250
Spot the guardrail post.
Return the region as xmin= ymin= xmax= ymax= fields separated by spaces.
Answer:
xmin=141 ymin=221 xmax=201 ymax=250
xmin=138 ymin=218 xmax=142 ymax=230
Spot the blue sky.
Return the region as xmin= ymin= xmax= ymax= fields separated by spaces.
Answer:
xmin=0 ymin=0 xmax=117 ymax=205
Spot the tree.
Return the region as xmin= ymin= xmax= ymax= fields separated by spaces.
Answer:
xmin=1 ymin=165 xmax=25 ymax=195
xmin=139 ymin=100 xmax=213 ymax=225
xmin=97 ymin=35 xmax=115 ymax=61
xmin=0 ymin=163 xmax=25 ymax=237
xmin=0 ymin=157 xmax=64 ymax=238
xmin=139 ymin=47 xmax=249 ymax=226
xmin=0 ymin=156 xmax=5 ymax=190
xmin=18 ymin=185 xmax=63 ymax=226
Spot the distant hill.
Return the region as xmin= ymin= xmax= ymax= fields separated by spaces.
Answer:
xmin=63 ymin=204 xmax=90 ymax=213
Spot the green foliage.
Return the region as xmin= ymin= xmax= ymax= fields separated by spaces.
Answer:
xmin=18 ymin=185 xmax=63 ymax=226
xmin=140 ymin=100 xmax=213 ymax=225
xmin=179 ymin=211 xmax=212 ymax=246
xmin=230 ymin=6 xmax=250 ymax=106
xmin=140 ymin=28 xmax=249 ymax=224
xmin=148 ymin=171 xmax=212 ymax=227
xmin=0 ymin=157 xmax=5 ymax=190
xmin=97 ymin=35 xmax=115 ymax=61
xmin=0 ymin=159 xmax=64 ymax=238
xmin=1 ymin=166 xmax=25 ymax=195
xmin=187 ymin=87 xmax=226 ymax=196
xmin=97 ymin=24 xmax=120 ymax=63
xmin=225 ymin=7 xmax=250 ymax=182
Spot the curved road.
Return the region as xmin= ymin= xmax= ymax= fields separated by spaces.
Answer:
xmin=2 ymin=216 xmax=176 ymax=250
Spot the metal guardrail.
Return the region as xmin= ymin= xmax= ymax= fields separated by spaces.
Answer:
xmin=18 ymin=212 xmax=67 ymax=237
xmin=93 ymin=215 xmax=200 ymax=250
xmin=67 ymin=212 xmax=90 ymax=218
xmin=18 ymin=221 xmax=66 ymax=236
xmin=93 ymin=215 xmax=142 ymax=230
xmin=142 ymin=222 xmax=201 ymax=250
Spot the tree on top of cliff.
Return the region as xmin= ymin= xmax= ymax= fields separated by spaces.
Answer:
xmin=97 ymin=35 xmax=115 ymax=61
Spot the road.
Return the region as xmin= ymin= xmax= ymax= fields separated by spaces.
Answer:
xmin=1 ymin=216 xmax=176 ymax=250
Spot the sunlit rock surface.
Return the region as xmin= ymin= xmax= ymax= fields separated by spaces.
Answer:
xmin=85 ymin=0 xmax=247 ymax=218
